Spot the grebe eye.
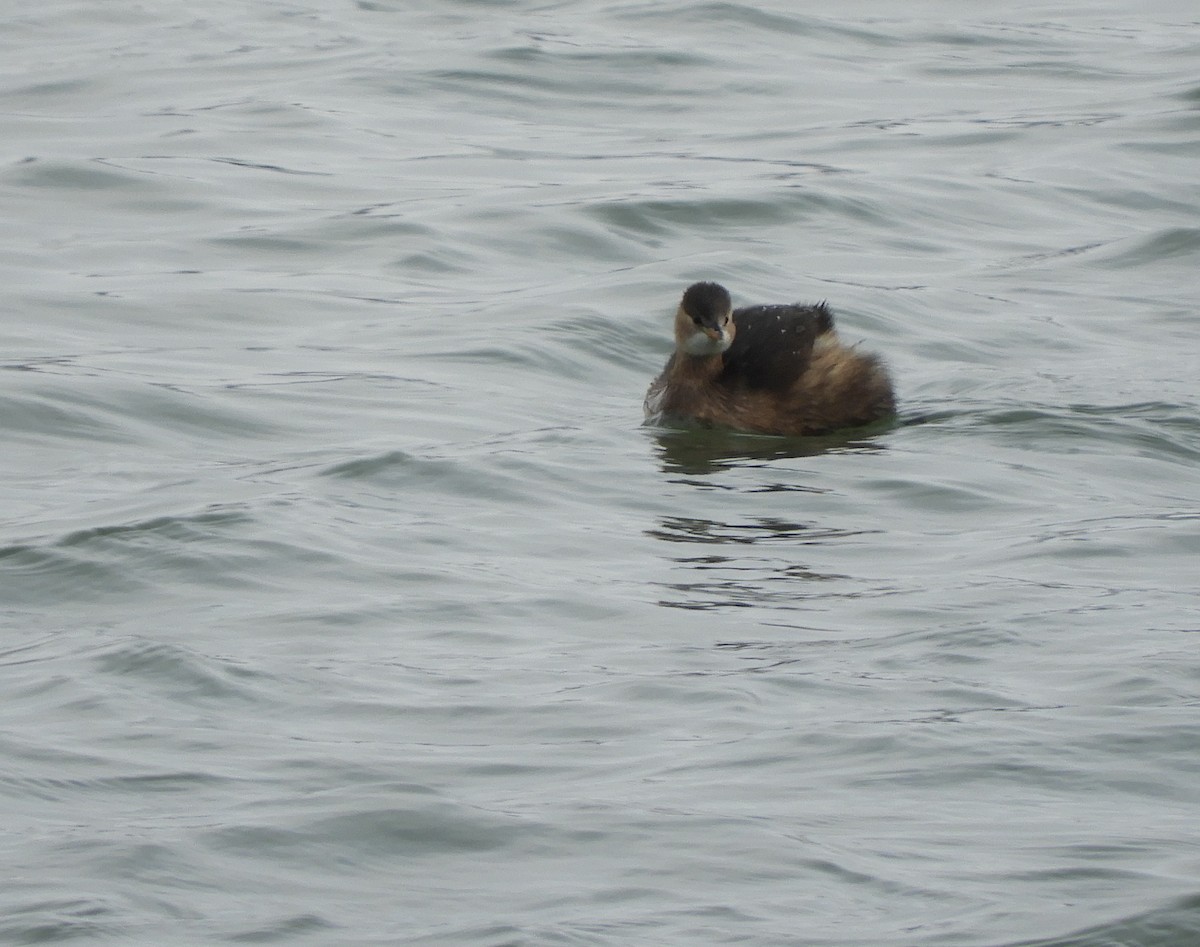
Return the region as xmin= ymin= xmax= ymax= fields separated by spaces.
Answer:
xmin=692 ymin=316 xmax=703 ymax=326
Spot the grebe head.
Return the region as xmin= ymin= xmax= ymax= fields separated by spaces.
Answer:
xmin=677 ymin=281 xmax=734 ymax=356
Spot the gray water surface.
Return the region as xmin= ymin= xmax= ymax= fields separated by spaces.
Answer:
xmin=3 ymin=1 xmax=1199 ymax=944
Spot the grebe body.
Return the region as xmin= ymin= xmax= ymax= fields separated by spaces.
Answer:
xmin=644 ymin=282 xmax=895 ymax=436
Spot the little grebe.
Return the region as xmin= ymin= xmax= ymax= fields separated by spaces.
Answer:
xmin=644 ymin=282 xmax=895 ymax=436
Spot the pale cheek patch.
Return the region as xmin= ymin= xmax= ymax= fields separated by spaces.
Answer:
xmin=682 ymin=330 xmax=731 ymax=356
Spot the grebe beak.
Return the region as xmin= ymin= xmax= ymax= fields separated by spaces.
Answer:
xmin=703 ymin=326 xmax=724 ymax=341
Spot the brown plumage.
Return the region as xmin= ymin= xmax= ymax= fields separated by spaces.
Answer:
xmin=644 ymin=281 xmax=895 ymax=436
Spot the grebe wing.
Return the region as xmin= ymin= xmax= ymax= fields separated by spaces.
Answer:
xmin=721 ymin=303 xmax=834 ymax=391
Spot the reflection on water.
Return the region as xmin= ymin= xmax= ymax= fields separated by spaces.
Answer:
xmin=648 ymin=515 xmax=865 ymax=546
xmin=647 ymin=514 xmax=878 ymax=611
xmin=644 ymin=421 xmax=893 ymax=611
xmin=647 ymin=423 xmax=891 ymax=476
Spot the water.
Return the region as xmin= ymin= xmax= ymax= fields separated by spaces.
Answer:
xmin=3 ymin=1 xmax=1199 ymax=943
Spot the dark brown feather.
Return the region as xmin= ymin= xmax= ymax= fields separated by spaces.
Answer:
xmin=719 ymin=303 xmax=834 ymax=392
